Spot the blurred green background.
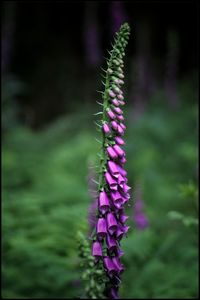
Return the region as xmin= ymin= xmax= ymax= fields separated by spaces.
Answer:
xmin=2 ymin=1 xmax=198 ymax=299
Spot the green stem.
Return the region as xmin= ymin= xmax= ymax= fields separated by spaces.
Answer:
xmin=98 ymin=75 xmax=109 ymax=192
xmin=97 ymin=45 xmax=119 ymax=192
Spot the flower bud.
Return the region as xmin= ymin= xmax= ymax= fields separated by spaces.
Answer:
xmin=111 ymin=121 xmax=118 ymax=130
xmin=107 ymin=109 xmax=116 ymax=120
xmin=102 ymin=123 xmax=111 ymax=134
xmin=107 ymin=146 xmax=118 ymax=159
xmin=112 ymin=99 xmax=120 ymax=106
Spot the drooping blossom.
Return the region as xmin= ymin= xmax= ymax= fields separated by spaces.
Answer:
xmin=133 ymin=183 xmax=149 ymax=230
xmin=91 ymin=23 xmax=131 ymax=299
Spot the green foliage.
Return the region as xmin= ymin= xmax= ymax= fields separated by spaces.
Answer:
xmin=168 ymin=181 xmax=198 ymax=227
xmin=2 ymin=76 xmax=198 ymax=298
xmin=77 ymin=232 xmax=108 ymax=299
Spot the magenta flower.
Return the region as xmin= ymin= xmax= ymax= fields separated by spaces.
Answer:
xmin=105 ymin=171 xmax=118 ymax=190
xmin=96 ymin=218 xmax=107 ymax=240
xmin=107 ymin=212 xmax=118 ymax=235
xmin=99 ymin=191 xmax=110 ymax=214
xmin=107 ymin=146 xmax=118 ymax=159
xmin=112 ymin=257 xmax=125 ymax=274
xmin=110 ymin=191 xmax=123 ymax=207
xmin=133 ymin=183 xmax=149 ymax=230
xmin=113 ymin=144 xmax=125 ymax=157
xmin=117 ymin=165 xmax=127 ymax=177
xmin=106 ymin=234 xmax=118 ymax=252
xmin=117 ymin=173 xmax=125 ymax=186
xmin=111 ymin=120 xmax=118 ymax=130
xmin=123 ymin=183 xmax=131 ymax=193
xmin=119 ymin=156 xmax=126 ymax=164
xmin=92 ymin=241 xmax=103 ymax=257
xmin=108 ymin=161 xmax=120 ymax=178
xmin=119 ymin=213 xmax=129 ymax=223
xmin=91 ymin=23 xmax=130 ymax=299
xmin=116 ymin=226 xmax=124 ymax=241
xmin=103 ymin=257 xmax=117 ymax=276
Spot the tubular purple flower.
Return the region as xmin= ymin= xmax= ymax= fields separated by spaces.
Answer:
xmin=116 ymin=226 xmax=124 ymax=241
xmin=113 ymin=144 xmax=125 ymax=157
xmin=102 ymin=123 xmax=111 ymax=134
xmin=119 ymin=213 xmax=129 ymax=223
xmin=123 ymin=183 xmax=131 ymax=193
xmin=106 ymin=234 xmax=118 ymax=252
xmin=107 ymin=109 xmax=116 ymax=120
xmin=123 ymin=225 xmax=130 ymax=234
xmin=96 ymin=218 xmax=107 ymax=240
xmin=91 ymin=23 xmax=131 ymax=299
xmin=103 ymin=257 xmax=117 ymax=275
xmin=107 ymin=146 xmax=118 ymax=159
xmin=108 ymin=161 xmax=120 ymax=178
xmin=121 ymin=195 xmax=129 ymax=205
xmin=99 ymin=191 xmax=110 ymax=214
xmin=105 ymin=171 xmax=118 ymax=190
xmin=124 ymin=196 xmax=130 ymax=205
xmin=117 ymin=248 xmax=124 ymax=257
xmin=117 ymin=173 xmax=125 ymax=186
xmin=117 ymin=165 xmax=127 ymax=177
xmin=113 ymin=201 xmax=122 ymax=210
xmin=92 ymin=241 xmax=103 ymax=257
xmin=110 ymin=191 xmax=123 ymax=205
xmin=106 ymin=212 xmax=118 ymax=234
xmin=115 ymin=136 xmax=125 ymax=145
xmin=119 ymin=156 xmax=127 ymax=165
xmin=112 ymin=257 xmax=125 ymax=274
xmin=111 ymin=120 xmax=118 ymax=130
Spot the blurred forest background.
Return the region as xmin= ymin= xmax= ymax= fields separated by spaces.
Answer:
xmin=2 ymin=1 xmax=199 ymax=299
